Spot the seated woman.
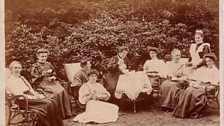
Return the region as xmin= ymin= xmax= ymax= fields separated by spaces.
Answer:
xmin=73 ymin=69 xmax=119 ymax=123
xmin=143 ymin=46 xmax=166 ymax=88
xmin=160 ymin=49 xmax=189 ymax=111
xmin=30 ymin=48 xmax=72 ymax=118
xmin=6 ymin=61 xmax=64 ymax=126
xmin=71 ymin=59 xmax=91 ymax=112
xmin=173 ymin=53 xmax=219 ymax=118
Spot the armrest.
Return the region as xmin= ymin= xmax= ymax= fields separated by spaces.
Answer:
xmin=8 ymin=95 xmax=29 ymax=113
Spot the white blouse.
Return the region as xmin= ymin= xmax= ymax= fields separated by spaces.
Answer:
xmin=79 ymin=82 xmax=110 ymax=104
xmin=6 ymin=76 xmax=35 ymax=96
xmin=143 ymin=59 xmax=166 ymax=77
xmin=189 ymin=65 xmax=219 ymax=84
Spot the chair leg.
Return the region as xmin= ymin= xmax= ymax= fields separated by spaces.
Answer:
xmin=216 ymin=97 xmax=219 ymax=108
xmin=133 ymin=101 xmax=136 ymax=113
xmin=7 ymin=111 xmax=12 ymax=126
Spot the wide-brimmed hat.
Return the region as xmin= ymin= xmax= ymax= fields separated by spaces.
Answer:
xmin=203 ymin=53 xmax=217 ymax=61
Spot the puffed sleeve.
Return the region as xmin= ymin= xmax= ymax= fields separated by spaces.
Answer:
xmin=99 ymin=84 xmax=111 ymax=101
xmin=107 ymin=56 xmax=119 ymax=73
xmin=143 ymin=60 xmax=150 ymax=72
xmin=78 ymin=84 xmax=91 ymax=104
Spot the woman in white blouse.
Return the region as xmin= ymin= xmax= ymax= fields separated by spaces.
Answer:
xmin=173 ymin=53 xmax=219 ymax=118
xmin=160 ymin=49 xmax=189 ymax=111
xmin=73 ymin=69 xmax=119 ymax=123
xmin=6 ymin=61 xmax=64 ymax=126
xmin=143 ymin=47 xmax=166 ymax=87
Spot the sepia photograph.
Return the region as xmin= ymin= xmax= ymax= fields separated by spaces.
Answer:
xmin=2 ymin=0 xmax=223 ymax=126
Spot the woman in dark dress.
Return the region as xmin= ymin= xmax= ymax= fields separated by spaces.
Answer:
xmin=6 ymin=61 xmax=64 ymax=126
xmin=104 ymin=46 xmax=129 ymax=100
xmin=173 ymin=53 xmax=219 ymax=118
xmin=189 ymin=29 xmax=211 ymax=68
xmin=160 ymin=49 xmax=189 ymax=111
xmin=30 ymin=48 xmax=72 ymax=118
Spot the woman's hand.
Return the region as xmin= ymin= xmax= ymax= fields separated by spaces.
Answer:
xmin=37 ymin=93 xmax=45 ymax=99
xmin=41 ymin=70 xmax=48 ymax=77
xmin=206 ymin=85 xmax=215 ymax=92
xmin=46 ymin=76 xmax=56 ymax=81
xmin=91 ymin=90 xmax=98 ymax=100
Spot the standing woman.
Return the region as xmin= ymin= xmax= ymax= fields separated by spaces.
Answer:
xmin=30 ymin=48 xmax=72 ymax=118
xmin=104 ymin=46 xmax=129 ymax=99
xmin=189 ymin=29 xmax=211 ymax=68
xmin=6 ymin=61 xmax=64 ymax=126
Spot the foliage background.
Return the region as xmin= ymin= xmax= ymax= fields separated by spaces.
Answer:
xmin=5 ymin=0 xmax=219 ymax=80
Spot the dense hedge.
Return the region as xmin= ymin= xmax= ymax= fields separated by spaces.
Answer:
xmin=5 ymin=0 xmax=219 ymax=80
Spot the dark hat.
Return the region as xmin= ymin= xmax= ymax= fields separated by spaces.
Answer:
xmin=147 ymin=46 xmax=158 ymax=53
xmin=203 ymin=53 xmax=217 ymax=61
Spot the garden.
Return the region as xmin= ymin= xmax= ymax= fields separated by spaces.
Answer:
xmin=5 ymin=0 xmax=219 ymax=125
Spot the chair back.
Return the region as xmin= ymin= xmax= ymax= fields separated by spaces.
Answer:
xmin=64 ymin=63 xmax=81 ymax=82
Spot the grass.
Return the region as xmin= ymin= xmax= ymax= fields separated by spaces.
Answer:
xmin=5 ymin=98 xmax=219 ymax=126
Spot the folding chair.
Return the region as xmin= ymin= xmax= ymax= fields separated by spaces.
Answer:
xmin=5 ymin=92 xmax=38 ymax=126
xmin=63 ymin=63 xmax=82 ymax=109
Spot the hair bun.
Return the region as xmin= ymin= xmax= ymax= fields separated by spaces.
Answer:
xmin=195 ymin=29 xmax=203 ymax=34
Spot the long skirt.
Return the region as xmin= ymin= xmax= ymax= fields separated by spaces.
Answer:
xmin=39 ymin=80 xmax=72 ymax=118
xmin=173 ymin=87 xmax=207 ymax=118
xmin=160 ymin=79 xmax=188 ymax=110
xmin=73 ymin=100 xmax=119 ymax=123
xmin=147 ymin=76 xmax=160 ymax=88
xmin=105 ymin=72 xmax=120 ymax=94
xmin=18 ymin=98 xmax=64 ymax=126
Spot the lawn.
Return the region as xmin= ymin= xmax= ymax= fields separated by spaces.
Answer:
xmin=6 ymin=98 xmax=219 ymax=126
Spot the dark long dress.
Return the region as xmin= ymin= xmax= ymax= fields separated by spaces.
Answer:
xmin=19 ymin=98 xmax=64 ymax=126
xmin=173 ymin=66 xmax=219 ymax=118
xmin=104 ymin=55 xmax=129 ymax=95
xmin=161 ymin=79 xmax=188 ymax=110
xmin=6 ymin=76 xmax=64 ymax=126
xmin=31 ymin=61 xmax=72 ymax=118
xmin=172 ymin=87 xmax=207 ymax=118
xmin=160 ymin=61 xmax=188 ymax=110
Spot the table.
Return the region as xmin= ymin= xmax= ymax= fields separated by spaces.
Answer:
xmin=115 ymin=71 xmax=152 ymax=100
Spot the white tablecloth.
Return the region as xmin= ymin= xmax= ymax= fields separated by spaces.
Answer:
xmin=115 ymin=71 xmax=152 ymax=100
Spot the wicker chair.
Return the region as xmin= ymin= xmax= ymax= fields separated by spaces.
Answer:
xmin=5 ymin=92 xmax=38 ymax=126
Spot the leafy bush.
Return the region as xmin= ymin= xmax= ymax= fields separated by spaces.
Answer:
xmin=5 ymin=0 xmax=219 ymax=80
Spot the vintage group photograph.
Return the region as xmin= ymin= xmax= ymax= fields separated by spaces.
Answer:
xmin=3 ymin=0 xmax=221 ymax=126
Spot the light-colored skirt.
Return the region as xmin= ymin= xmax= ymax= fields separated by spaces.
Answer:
xmin=73 ymin=100 xmax=119 ymax=123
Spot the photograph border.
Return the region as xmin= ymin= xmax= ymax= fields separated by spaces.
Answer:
xmin=0 ymin=0 xmax=223 ymax=126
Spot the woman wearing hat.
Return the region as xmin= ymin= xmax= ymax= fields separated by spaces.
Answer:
xmin=143 ymin=46 xmax=166 ymax=88
xmin=30 ymin=48 xmax=72 ymax=118
xmin=173 ymin=52 xmax=219 ymax=118
xmin=189 ymin=29 xmax=211 ymax=68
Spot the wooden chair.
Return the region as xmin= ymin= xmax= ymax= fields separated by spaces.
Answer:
xmin=5 ymin=92 xmax=38 ymax=126
xmin=63 ymin=63 xmax=82 ymax=109
xmin=206 ymin=84 xmax=220 ymax=108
